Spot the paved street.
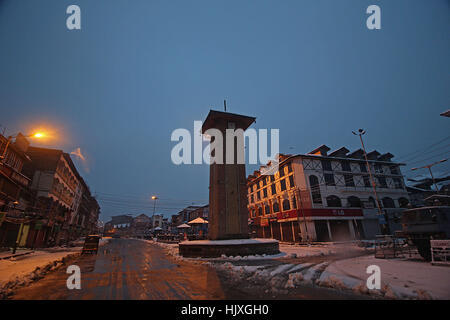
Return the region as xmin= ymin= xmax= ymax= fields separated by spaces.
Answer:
xmin=10 ymin=239 xmax=355 ymax=300
xmin=12 ymin=239 xmax=225 ymax=300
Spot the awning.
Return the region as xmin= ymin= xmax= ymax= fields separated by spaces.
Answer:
xmin=188 ymin=217 xmax=208 ymax=225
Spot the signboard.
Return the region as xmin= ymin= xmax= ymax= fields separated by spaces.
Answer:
xmin=431 ymin=240 xmax=450 ymax=266
xmin=260 ymin=218 xmax=269 ymax=227
xmin=277 ymin=208 xmax=363 ymax=220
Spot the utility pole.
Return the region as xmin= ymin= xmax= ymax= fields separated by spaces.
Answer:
xmin=412 ymin=159 xmax=448 ymax=193
xmin=151 ymin=196 xmax=158 ymax=234
xmin=352 ymin=129 xmax=389 ymax=234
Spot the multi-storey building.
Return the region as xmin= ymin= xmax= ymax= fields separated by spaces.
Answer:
xmin=0 ymin=135 xmax=99 ymax=249
xmin=247 ymin=145 xmax=410 ymax=242
xmin=0 ymin=133 xmax=33 ymax=248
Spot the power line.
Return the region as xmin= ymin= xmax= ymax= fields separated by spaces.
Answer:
xmin=400 ymin=143 xmax=450 ymax=163
xmin=405 ymin=151 xmax=450 ymax=167
xmin=396 ymin=135 xmax=450 ymax=161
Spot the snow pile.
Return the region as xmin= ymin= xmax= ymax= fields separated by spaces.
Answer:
xmin=0 ymin=250 xmax=80 ymax=299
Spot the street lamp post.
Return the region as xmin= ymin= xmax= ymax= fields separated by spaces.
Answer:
xmin=151 ymin=196 xmax=158 ymax=234
xmin=352 ymin=129 xmax=390 ymax=234
xmin=1 ymin=132 xmax=45 ymax=164
xmin=412 ymin=159 xmax=448 ymax=194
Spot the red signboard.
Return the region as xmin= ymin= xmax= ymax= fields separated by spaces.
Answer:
xmin=277 ymin=208 xmax=363 ymax=221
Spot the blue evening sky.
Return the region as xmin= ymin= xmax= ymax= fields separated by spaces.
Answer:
xmin=1 ymin=0 xmax=449 ymax=222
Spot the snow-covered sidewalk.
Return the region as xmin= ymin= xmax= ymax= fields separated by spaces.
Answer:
xmin=0 ymin=247 xmax=81 ymax=298
xmin=0 ymin=238 xmax=110 ymax=299
xmin=318 ymin=255 xmax=450 ymax=300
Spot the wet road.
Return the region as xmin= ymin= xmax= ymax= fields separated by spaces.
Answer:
xmin=11 ymin=239 xmax=358 ymax=300
xmin=12 ymin=239 xmax=226 ymax=300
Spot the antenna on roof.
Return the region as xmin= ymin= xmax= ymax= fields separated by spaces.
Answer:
xmin=224 ymin=99 xmax=227 ymax=112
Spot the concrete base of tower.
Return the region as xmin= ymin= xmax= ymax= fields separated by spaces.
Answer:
xmin=178 ymin=238 xmax=280 ymax=258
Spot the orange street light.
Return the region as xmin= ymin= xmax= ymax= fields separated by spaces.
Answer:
xmin=1 ymin=131 xmax=46 ymax=162
xmin=32 ymin=132 xmax=45 ymax=138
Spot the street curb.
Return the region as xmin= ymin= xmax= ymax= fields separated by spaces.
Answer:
xmin=0 ymin=251 xmax=35 ymax=260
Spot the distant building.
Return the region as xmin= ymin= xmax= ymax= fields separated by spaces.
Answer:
xmin=132 ymin=214 xmax=151 ymax=238
xmin=104 ymin=214 xmax=133 ymax=237
xmin=247 ymin=146 xmax=410 ymax=242
xmin=170 ymin=205 xmax=208 ymax=234
xmin=151 ymin=214 xmax=163 ymax=230
xmin=406 ymin=175 xmax=450 ymax=207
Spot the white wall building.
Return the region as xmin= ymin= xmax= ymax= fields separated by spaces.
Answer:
xmin=247 ymin=145 xmax=410 ymax=242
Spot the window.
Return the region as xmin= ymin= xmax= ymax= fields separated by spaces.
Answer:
xmin=258 ymin=207 xmax=263 ymax=216
xmin=324 ymin=173 xmax=335 ymax=186
xmin=398 ymin=197 xmax=409 ymax=208
xmin=262 ymin=179 xmax=267 ymax=186
xmin=390 ymin=166 xmax=399 ymax=175
xmin=280 ymin=179 xmax=286 ymax=191
xmin=279 ymin=167 xmax=285 ymax=177
xmin=374 ymin=164 xmax=383 ymax=174
xmin=263 ymin=188 xmax=268 ymax=198
xmin=382 ymin=197 xmax=395 ymax=208
xmin=347 ymin=196 xmax=362 ymax=208
xmin=344 ymin=174 xmax=355 ymax=187
xmin=250 ymin=194 xmax=254 ymax=203
xmin=282 ymin=199 xmax=291 ymax=211
xmin=359 ymin=163 xmax=367 ymax=173
xmin=321 ymin=160 xmax=332 ymax=171
xmin=271 ymin=184 xmax=276 ymax=195
xmin=292 ymin=196 xmax=297 ymax=209
xmin=326 ymin=195 xmax=342 ymax=207
xmin=363 ymin=175 xmax=371 ymax=187
xmin=289 ymin=175 xmax=295 ymax=188
xmin=393 ymin=178 xmax=403 ymax=189
xmin=265 ymin=204 xmax=271 ymax=215
xmin=341 ymin=161 xmax=351 ymax=172
xmin=309 ymin=175 xmax=322 ymax=204
xmin=368 ymin=197 xmax=376 ymax=208
xmin=377 ymin=177 xmax=387 ymax=188
xmin=270 ymin=175 xmax=275 ymax=182
xmin=273 ymin=202 xmax=280 ymax=213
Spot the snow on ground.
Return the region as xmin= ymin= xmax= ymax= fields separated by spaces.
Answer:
xmin=319 ymin=255 xmax=450 ymax=300
xmin=0 ymin=247 xmax=81 ymax=298
xmin=0 ymin=238 xmax=110 ymax=299
xmin=152 ymin=240 xmax=448 ymax=299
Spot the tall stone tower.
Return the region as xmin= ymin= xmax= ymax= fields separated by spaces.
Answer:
xmin=202 ymin=110 xmax=256 ymax=240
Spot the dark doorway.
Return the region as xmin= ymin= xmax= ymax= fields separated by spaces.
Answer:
xmin=314 ymin=220 xmax=330 ymax=242
xmin=329 ymin=220 xmax=351 ymax=241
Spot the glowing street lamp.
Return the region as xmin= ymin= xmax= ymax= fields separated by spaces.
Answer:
xmin=1 ymin=131 xmax=46 ymax=163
